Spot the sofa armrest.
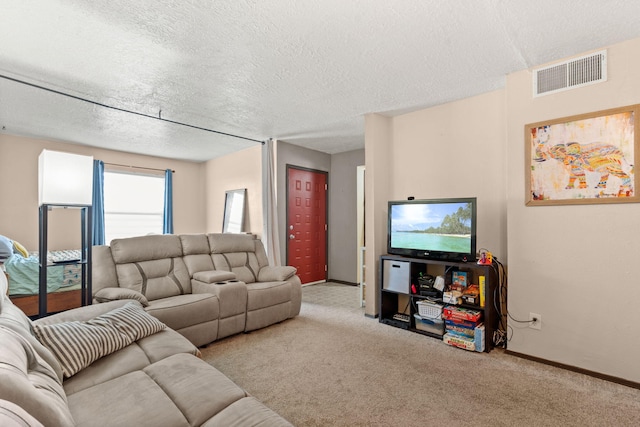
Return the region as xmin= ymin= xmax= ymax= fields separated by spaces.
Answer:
xmin=192 ymin=270 xmax=236 ymax=284
xmin=257 ymin=266 xmax=297 ymax=282
xmin=93 ymin=287 xmax=149 ymax=307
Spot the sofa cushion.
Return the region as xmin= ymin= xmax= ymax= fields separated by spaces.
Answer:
xmin=68 ymin=369 xmax=192 ymax=427
xmin=92 ymin=245 xmax=118 ymax=295
xmin=144 ymin=354 xmax=247 ymax=426
xmin=0 ymin=326 xmax=75 ymax=427
xmin=145 ymin=293 xmax=219 ymax=332
xmin=94 ymin=287 xmax=149 ymax=307
xmin=246 ymin=281 xmax=292 ymax=311
xmin=181 ymin=234 xmax=216 ymax=276
xmin=33 ymin=302 xmax=165 ymax=378
xmin=63 ymin=329 xmax=201 ymax=396
xmin=115 ymin=256 xmax=192 ymax=299
xmin=0 ymin=299 xmax=64 ymax=382
xmin=110 ymin=234 xmax=183 ymax=264
xmin=180 ymin=233 xmax=211 ymax=255
xmin=0 ymin=399 xmax=44 ymax=427
xmin=208 ymin=233 xmax=255 ymax=253
xmin=203 ymin=397 xmax=294 ymax=427
xmin=211 ymin=252 xmax=261 ymax=284
xmin=67 ymin=354 xmax=247 ymax=427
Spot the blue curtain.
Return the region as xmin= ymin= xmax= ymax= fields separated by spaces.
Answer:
xmin=92 ymin=160 xmax=105 ymax=245
xmin=163 ymin=169 xmax=173 ymax=234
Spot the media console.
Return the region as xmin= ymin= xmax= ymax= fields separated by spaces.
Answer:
xmin=379 ymin=254 xmax=499 ymax=352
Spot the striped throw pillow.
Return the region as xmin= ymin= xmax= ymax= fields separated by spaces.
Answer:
xmin=103 ymin=301 xmax=166 ymax=342
xmin=33 ymin=302 xmax=166 ymax=378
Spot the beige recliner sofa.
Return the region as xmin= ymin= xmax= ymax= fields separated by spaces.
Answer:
xmin=92 ymin=233 xmax=302 ymax=347
xmin=0 ymin=274 xmax=293 ymax=426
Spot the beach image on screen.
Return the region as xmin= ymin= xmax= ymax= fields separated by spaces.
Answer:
xmin=390 ymin=202 xmax=472 ymax=253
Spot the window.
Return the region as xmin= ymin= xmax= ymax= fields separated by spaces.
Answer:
xmin=104 ymin=171 xmax=165 ymax=244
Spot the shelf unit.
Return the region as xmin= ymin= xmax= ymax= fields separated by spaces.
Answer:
xmin=38 ymin=204 xmax=92 ymax=318
xmin=379 ymin=254 xmax=498 ymax=352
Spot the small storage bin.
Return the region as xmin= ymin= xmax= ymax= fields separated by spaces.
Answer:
xmin=414 ymin=314 xmax=444 ymax=335
xmin=416 ymin=300 xmax=443 ymax=320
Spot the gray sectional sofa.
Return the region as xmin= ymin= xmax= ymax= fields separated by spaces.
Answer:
xmin=0 ymin=232 xmax=301 ymax=426
xmin=0 ymin=296 xmax=294 ymax=426
xmin=92 ymin=233 xmax=302 ymax=347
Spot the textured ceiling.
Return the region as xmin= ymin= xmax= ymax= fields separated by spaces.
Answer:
xmin=2 ymin=1 xmax=640 ymax=162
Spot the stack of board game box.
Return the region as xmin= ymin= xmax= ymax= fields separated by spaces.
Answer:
xmin=442 ymin=306 xmax=484 ymax=352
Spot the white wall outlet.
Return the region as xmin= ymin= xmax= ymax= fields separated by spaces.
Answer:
xmin=529 ymin=312 xmax=541 ymax=330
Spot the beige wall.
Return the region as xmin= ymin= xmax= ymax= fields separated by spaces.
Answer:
xmin=205 ymin=145 xmax=263 ymax=237
xmin=391 ymin=90 xmax=507 ymax=260
xmin=328 ymin=149 xmax=365 ymax=283
xmin=0 ymin=134 xmax=206 ymax=250
xmin=368 ymin=36 xmax=640 ymax=382
xmin=506 ymin=38 xmax=640 ymax=382
xmin=365 ymin=92 xmax=507 ymax=315
xmin=363 ymin=113 xmax=392 ymax=316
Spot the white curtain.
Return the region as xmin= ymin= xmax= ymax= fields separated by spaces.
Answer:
xmin=262 ymin=138 xmax=281 ymax=266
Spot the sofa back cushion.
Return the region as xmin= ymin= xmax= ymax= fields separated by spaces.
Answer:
xmin=0 ymin=399 xmax=45 ymax=427
xmin=110 ymin=235 xmax=191 ymax=300
xmin=116 ymin=258 xmax=191 ymax=300
xmin=0 ymin=299 xmax=63 ymax=382
xmin=0 ymin=326 xmax=75 ymax=427
xmin=92 ymin=245 xmax=118 ymax=294
xmin=180 ymin=234 xmax=215 ymax=276
xmin=208 ymin=234 xmax=261 ymax=284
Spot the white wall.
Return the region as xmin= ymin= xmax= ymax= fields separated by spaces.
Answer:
xmin=506 ymin=38 xmax=640 ymax=383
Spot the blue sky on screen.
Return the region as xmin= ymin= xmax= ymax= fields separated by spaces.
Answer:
xmin=391 ymin=202 xmax=468 ymax=230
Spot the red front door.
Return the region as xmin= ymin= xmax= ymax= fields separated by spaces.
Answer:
xmin=287 ymin=167 xmax=327 ymax=284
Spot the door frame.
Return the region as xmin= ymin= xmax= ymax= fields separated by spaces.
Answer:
xmin=285 ymin=164 xmax=329 ymax=283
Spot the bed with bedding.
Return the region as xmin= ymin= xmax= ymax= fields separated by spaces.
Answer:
xmin=4 ymin=249 xmax=84 ymax=316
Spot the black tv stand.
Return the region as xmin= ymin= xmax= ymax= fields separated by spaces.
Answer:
xmin=378 ymin=254 xmax=499 ymax=352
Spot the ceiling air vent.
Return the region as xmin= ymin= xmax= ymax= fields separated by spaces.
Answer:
xmin=533 ymin=50 xmax=607 ymax=97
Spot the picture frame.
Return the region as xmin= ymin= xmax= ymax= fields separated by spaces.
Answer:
xmin=525 ymin=104 xmax=640 ymax=206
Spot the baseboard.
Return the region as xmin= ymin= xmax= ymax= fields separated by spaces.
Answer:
xmin=326 ymin=279 xmax=358 ymax=286
xmin=505 ymin=349 xmax=640 ymax=390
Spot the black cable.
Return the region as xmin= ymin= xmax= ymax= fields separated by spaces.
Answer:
xmin=488 ymin=257 xmax=537 ymax=349
xmin=0 ymin=73 xmax=265 ymax=144
xmin=493 ymin=258 xmax=533 ymax=324
xmin=402 ymin=298 xmax=410 ymax=314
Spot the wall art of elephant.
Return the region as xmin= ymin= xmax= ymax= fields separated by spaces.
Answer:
xmin=533 ymin=141 xmax=634 ymax=197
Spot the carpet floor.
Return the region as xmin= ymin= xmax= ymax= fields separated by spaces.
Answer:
xmin=200 ymin=283 xmax=640 ymax=426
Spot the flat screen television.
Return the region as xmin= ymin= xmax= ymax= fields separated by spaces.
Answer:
xmin=387 ymin=197 xmax=477 ymax=262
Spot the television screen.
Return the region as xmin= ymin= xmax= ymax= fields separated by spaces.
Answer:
xmin=388 ymin=198 xmax=476 ymax=262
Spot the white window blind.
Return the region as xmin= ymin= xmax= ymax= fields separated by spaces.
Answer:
xmin=104 ymin=171 xmax=164 ymax=244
